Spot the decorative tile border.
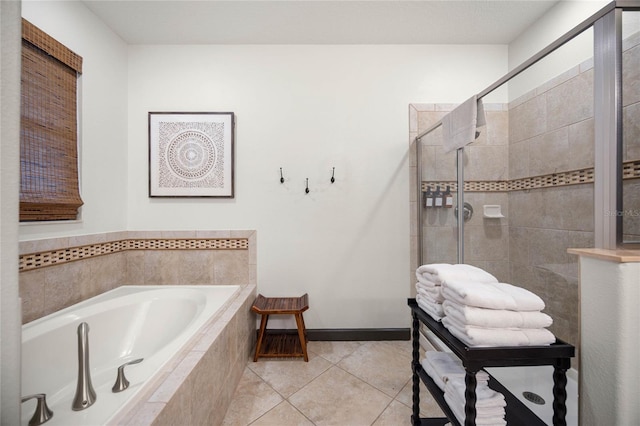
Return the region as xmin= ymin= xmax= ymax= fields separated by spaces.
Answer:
xmin=19 ymin=238 xmax=249 ymax=272
xmin=422 ymin=160 xmax=640 ymax=193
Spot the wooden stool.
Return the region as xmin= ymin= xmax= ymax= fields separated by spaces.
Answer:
xmin=251 ymin=293 xmax=309 ymax=362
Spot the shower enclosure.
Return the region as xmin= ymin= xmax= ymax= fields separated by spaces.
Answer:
xmin=410 ymin=1 xmax=640 ymax=367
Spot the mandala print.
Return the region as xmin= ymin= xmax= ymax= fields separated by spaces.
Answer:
xmin=158 ymin=121 xmax=225 ymax=189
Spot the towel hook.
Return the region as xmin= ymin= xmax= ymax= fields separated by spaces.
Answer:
xmin=330 ymin=167 xmax=335 ymax=184
xmin=280 ymin=168 xmax=285 ymax=184
xmin=305 ymin=178 xmax=310 ymax=194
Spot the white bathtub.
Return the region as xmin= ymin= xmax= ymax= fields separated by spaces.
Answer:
xmin=21 ymin=285 xmax=241 ymax=426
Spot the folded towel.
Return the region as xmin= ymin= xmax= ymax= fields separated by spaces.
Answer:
xmin=447 ymin=390 xmax=506 ymax=418
xmin=442 ymin=300 xmax=553 ymax=329
xmin=425 ymin=351 xmax=489 ymax=385
xmin=442 ymin=281 xmax=545 ymax=311
xmin=445 ymin=377 xmax=506 ymax=409
xmin=441 ymin=95 xmax=487 ymax=154
xmin=442 ymin=317 xmax=556 ymax=347
xmin=416 ymin=273 xmax=439 ymax=288
xmin=417 ymin=285 xmax=445 ymax=304
xmin=417 ymin=264 xmax=498 ymax=286
xmin=416 ymin=294 xmax=444 ymax=321
xmin=444 ymin=393 xmax=506 ymax=426
xmin=421 ymin=358 xmax=446 ymax=391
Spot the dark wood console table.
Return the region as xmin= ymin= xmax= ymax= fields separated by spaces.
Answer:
xmin=408 ymin=298 xmax=575 ymax=426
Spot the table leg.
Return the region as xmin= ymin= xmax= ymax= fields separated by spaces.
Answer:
xmin=253 ymin=314 xmax=269 ymax=362
xmin=552 ymin=363 xmax=568 ymax=426
xmin=411 ymin=311 xmax=421 ymax=426
xmin=464 ymin=370 xmax=477 ymax=426
xmin=294 ymin=313 xmax=308 ymax=361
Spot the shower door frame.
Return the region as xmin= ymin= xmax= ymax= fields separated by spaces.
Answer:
xmin=414 ymin=0 xmax=640 ymax=270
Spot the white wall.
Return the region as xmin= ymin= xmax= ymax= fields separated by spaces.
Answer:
xmin=507 ymin=0 xmax=609 ymax=101
xmin=19 ymin=0 xmax=129 ymax=240
xmin=1 ymin=1 xmax=22 ymax=422
xmin=128 ymin=44 xmax=508 ymax=328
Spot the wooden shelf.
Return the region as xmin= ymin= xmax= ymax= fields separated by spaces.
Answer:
xmin=255 ymin=332 xmax=306 ymax=359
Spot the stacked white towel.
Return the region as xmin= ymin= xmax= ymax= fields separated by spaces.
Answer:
xmin=415 ymin=264 xmax=498 ymax=322
xmin=441 ymin=280 xmax=555 ymax=347
xmin=422 ymin=351 xmax=505 ymax=425
xmin=444 ymin=377 xmax=506 ymax=426
xmin=420 ymin=351 xmax=489 ymax=391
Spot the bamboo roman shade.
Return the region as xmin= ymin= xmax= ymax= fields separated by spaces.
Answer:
xmin=20 ymin=19 xmax=83 ymax=221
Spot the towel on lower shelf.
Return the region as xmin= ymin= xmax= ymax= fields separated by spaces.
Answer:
xmin=442 ymin=281 xmax=545 ymax=311
xmin=417 ymin=263 xmax=498 ymax=286
xmin=421 ymin=358 xmax=446 ymax=391
xmin=416 ymin=294 xmax=444 ymax=321
xmin=444 ymin=377 xmax=506 ymax=426
xmin=442 ymin=316 xmax=556 ymax=347
xmin=444 ymin=393 xmax=507 ymax=426
xmin=445 ymin=377 xmax=506 ymax=409
xmin=442 ymin=300 xmax=553 ymax=329
xmin=425 ymin=351 xmax=489 ymax=384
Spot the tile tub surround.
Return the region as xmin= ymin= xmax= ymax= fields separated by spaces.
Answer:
xmin=19 ymin=230 xmax=257 ymax=323
xmin=117 ymin=283 xmax=257 ymax=426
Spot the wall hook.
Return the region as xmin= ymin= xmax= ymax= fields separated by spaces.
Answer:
xmin=305 ymin=178 xmax=310 ymax=194
xmin=330 ymin=167 xmax=335 ymax=184
xmin=280 ymin=168 xmax=285 ymax=184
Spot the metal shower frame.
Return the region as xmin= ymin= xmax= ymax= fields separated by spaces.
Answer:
xmin=415 ymin=0 xmax=640 ymax=265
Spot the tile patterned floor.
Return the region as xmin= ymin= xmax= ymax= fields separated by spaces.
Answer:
xmin=222 ymin=340 xmax=445 ymax=426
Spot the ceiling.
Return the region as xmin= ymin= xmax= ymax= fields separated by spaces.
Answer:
xmin=82 ymin=0 xmax=560 ymax=45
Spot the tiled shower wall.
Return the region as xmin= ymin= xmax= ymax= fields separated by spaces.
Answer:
xmin=623 ymin=30 xmax=640 ymax=241
xmin=507 ymin=59 xmax=596 ymax=358
xmin=410 ymin=33 xmax=640 ymax=371
xmin=19 ymin=230 xmax=257 ymax=324
xmin=413 ymin=104 xmax=511 ymax=282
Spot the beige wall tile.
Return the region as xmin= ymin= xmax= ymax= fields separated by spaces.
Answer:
xmin=20 ymin=269 xmax=45 ymax=324
xmin=623 ymin=43 xmax=640 ymax=107
xmin=509 ymin=93 xmax=547 ymax=143
xmin=213 ymin=251 xmax=250 ymax=285
xmin=528 ymin=126 xmax=570 ymax=176
xmin=623 ymin=101 xmax=640 ymax=162
xmin=508 ymin=140 xmax=529 ymax=179
xmin=568 ymin=118 xmax=595 ymax=170
xmin=465 ymin=145 xmax=508 ymax=181
xmin=546 ymin=69 xmax=593 ymax=132
xmin=176 ymin=251 xmax=215 ymax=285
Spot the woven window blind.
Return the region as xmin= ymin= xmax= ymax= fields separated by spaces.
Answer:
xmin=20 ymin=19 xmax=84 ymax=221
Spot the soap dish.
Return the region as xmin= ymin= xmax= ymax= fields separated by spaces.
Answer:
xmin=483 ymin=205 xmax=505 ymax=218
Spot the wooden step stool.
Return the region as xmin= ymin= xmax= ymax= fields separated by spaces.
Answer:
xmin=251 ymin=293 xmax=309 ymax=362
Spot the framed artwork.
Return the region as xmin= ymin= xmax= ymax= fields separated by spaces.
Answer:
xmin=148 ymin=112 xmax=235 ymax=197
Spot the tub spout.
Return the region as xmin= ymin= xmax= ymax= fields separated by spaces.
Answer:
xmin=21 ymin=394 xmax=53 ymax=426
xmin=72 ymin=322 xmax=97 ymax=411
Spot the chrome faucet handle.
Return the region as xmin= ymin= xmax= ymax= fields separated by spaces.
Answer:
xmin=21 ymin=394 xmax=53 ymax=426
xmin=112 ymin=358 xmax=144 ymax=393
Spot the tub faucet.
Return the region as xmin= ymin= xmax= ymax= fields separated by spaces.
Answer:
xmin=21 ymin=394 xmax=53 ymax=426
xmin=72 ymin=322 xmax=97 ymax=411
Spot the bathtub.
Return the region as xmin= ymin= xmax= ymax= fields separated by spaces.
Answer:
xmin=21 ymin=285 xmax=241 ymax=426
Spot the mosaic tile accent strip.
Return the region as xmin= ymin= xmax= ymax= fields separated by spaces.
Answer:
xmin=422 ymin=161 xmax=640 ymax=193
xmin=19 ymin=238 xmax=249 ymax=272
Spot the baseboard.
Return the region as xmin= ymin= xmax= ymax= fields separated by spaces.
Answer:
xmin=259 ymin=328 xmax=410 ymax=341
